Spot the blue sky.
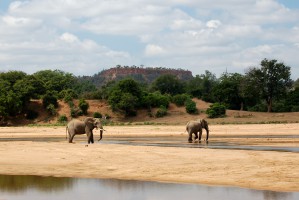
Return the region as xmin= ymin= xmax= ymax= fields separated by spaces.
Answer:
xmin=0 ymin=0 xmax=298 ymax=79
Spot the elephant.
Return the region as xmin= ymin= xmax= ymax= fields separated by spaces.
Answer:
xmin=66 ymin=117 xmax=104 ymax=144
xmin=186 ymin=119 xmax=209 ymax=142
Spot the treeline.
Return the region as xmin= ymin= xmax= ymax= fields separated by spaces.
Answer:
xmin=0 ymin=59 xmax=298 ymax=121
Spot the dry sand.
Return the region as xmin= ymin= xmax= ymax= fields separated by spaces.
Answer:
xmin=0 ymin=124 xmax=298 ymax=192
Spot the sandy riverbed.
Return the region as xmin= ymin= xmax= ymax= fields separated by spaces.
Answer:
xmin=0 ymin=124 xmax=298 ymax=192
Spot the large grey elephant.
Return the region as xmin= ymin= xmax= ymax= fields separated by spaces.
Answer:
xmin=186 ymin=119 xmax=209 ymax=142
xmin=66 ymin=117 xmax=104 ymax=144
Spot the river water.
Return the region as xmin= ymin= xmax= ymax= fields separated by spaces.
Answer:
xmin=0 ymin=175 xmax=298 ymax=200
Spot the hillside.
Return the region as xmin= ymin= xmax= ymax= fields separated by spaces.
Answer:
xmin=7 ymin=99 xmax=299 ymax=126
xmin=79 ymin=66 xmax=193 ymax=87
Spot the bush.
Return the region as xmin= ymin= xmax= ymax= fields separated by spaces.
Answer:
xmin=93 ymin=112 xmax=102 ymax=118
xmin=206 ymin=103 xmax=226 ymax=118
xmin=248 ymin=102 xmax=267 ymax=112
xmin=172 ymin=94 xmax=191 ymax=107
xmin=155 ymin=106 xmax=167 ymax=118
xmin=58 ymin=115 xmax=68 ymax=123
xmin=63 ymin=94 xmax=73 ymax=103
xmin=46 ymin=104 xmax=57 ymax=116
xmin=142 ymin=92 xmax=170 ymax=109
xmin=185 ymin=99 xmax=198 ymax=114
xmin=42 ymin=93 xmax=58 ymax=108
xmin=70 ymin=107 xmax=80 ymax=118
xmin=78 ymin=99 xmax=89 ymax=115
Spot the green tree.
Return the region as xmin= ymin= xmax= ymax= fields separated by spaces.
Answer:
xmin=42 ymin=92 xmax=58 ymax=108
xmin=212 ymin=73 xmax=244 ymax=110
xmin=186 ymin=71 xmax=217 ymax=102
xmin=78 ymin=99 xmax=89 ymax=115
xmin=245 ymin=59 xmax=292 ymax=112
xmin=141 ymin=92 xmax=170 ymax=109
xmin=185 ymin=99 xmax=198 ymax=114
xmin=33 ymin=70 xmax=76 ymax=94
xmin=151 ymin=74 xmax=185 ymax=95
xmin=108 ymin=79 xmax=142 ymax=116
xmin=172 ymin=94 xmax=191 ymax=107
xmin=206 ymin=103 xmax=226 ymax=118
xmin=0 ymin=71 xmax=34 ymax=117
xmin=0 ymin=71 xmax=27 ymax=86
xmin=200 ymin=71 xmax=218 ymax=102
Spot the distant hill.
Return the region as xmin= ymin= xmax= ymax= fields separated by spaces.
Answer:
xmin=78 ymin=66 xmax=193 ymax=87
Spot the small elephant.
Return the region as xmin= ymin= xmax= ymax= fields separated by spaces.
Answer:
xmin=66 ymin=117 xmax=104 ymax=144
xmin=186 ymin=119 xmax=209 ymax=142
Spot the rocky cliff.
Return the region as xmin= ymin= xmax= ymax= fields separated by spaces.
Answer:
xmin=82 ymin=66 xmax=193 ymax=87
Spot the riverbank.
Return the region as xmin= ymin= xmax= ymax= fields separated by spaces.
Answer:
xmin=0 ymin=124 xmax=298 ymax=192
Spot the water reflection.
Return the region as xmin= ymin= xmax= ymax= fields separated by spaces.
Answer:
xmin=1 ymin=135 xmax=299 ymax=153
xmin=0 ymin=175 xmax=72 ymax=192
xmin=0 ymin=175 xmax=298 ymax=200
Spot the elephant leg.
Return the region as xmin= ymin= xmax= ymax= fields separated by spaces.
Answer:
xmin=194 ymin=132 xmax=198 ymax=140
xmin=90 ymin=132 xmax=94 ymax=144
xmin=198 ymin=130 xmax=203 ymax=141
xmin=188 ymin=132 xmax=193 ymax=143
xmin=87 ymin=131 xmax=94 ymax=144
xmin=69 ymin=133 xmax=75 ymax=143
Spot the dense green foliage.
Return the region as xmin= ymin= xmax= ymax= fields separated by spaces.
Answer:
xmin=151 ymin=74 xmax=185 ymax=95
xmin=78 ymin=99 xmax=89 ymax=115
xmin=172 ymin=94 xmax=191 ymax=107
xmin=185 ymin=99 xmax=198 ymax=114
xmin=155 ymin=106 xmax=168 ymax=118
xmin=206 ymin=103 xmax=226 ymax=118
xmin=93 ymin=112 xmax=102 ymax=118
xmin=0 ymin=58 xmax=297 ymax=121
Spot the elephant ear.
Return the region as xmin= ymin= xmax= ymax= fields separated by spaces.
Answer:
xmin=201 ymin=119 xmax=208 ymax=129
xmin=84 ymin=117 xmax=95 ymax=130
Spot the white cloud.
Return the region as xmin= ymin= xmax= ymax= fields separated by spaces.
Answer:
xmin=145 ymin=44 xmax=166 ymax=57
xmin=0 ymin=0 xmax=298 ymax=78
xmin=60 ymin=32 xmax=79 ymax=43
xmin=206 ymin=20 xmax=221 ymax=29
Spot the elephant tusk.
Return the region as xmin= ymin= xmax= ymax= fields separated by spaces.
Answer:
xmin=99 ymin=129 xmax=106 ymax=131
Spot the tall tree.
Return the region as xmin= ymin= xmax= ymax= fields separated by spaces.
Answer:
xmin=108 ymin=78 xmax=142 ymax=116
xmin=212 ymin=73 xmax=244 ymax=110
xmin=151 ymin=74 xmax=184 ymax=95
xmin=245 ymin=59 xmax=292 ymax=112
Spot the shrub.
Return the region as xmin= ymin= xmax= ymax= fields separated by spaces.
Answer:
xmin=185 ymin=99 xmax=198 ymax=114
xmin=93 ymin=112 xmax=102 ymax=118
xmin=70 ymin=107 xmax=80 ymax=118
xmin=63 ymin=94 xmax=73 ymax=103
xmin=248 ymin=102 xmax=267 ymax=112
xmin=206 ymin=103 xmax=226 ymax=118
xmin=142 ymin=92 xmax=170 ymax=109
xmin=172 ymin=94 xmax=191 ymax=107
xmin=78 ymin=99 xmax=89 ymax=115
xmin=46 ymin=104 xmax=57 ymax=116
xmin=58 ymin=115 xmax=68 ymax=123
xmin=155 ymin=106 xmax=167 ymax=118
xmin=42 ymin=93 xmax=58 ymax=108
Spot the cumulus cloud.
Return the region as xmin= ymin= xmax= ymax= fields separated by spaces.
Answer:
xmin=0 ymin=0 xmax=298 ymax=78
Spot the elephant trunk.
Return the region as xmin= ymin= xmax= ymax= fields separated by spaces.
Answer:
xmin=206 ymin=128 xmax=209 ymax=141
